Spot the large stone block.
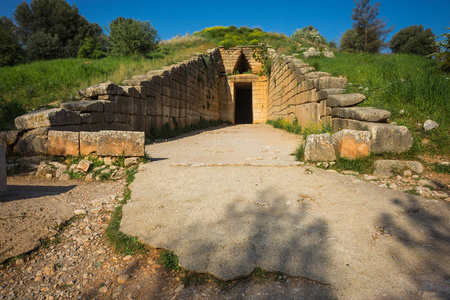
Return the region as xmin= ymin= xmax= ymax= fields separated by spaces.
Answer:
xmin=47 ymin=131 xmax=80 ymax=156
xmin=80 ymin=132 xmax=99 ymax=156
xmin=318 ymin=88 xmax=345 ymax=100
xmin=13 ymin=128 xmax=48 ymax=155
xmin=332 ymin=107 xmax=390 ymax=122
xmin=332 ymin=129 xmax=371 ymax=159
xmin=304 ymin=133 xmax=336 ymax=162
xmin=78 ymin=82 xmax=125 ymax=98
xmin=0 ymin=145 xmax=6 ymax=196
xmin=97 ymin=131 xmax=145 ymax=157
xmin=326 ymin=93 xmax=365 ymax=108
xmin=60 ymin=100 xmax=103 ymax=112
xmin=318 ymin=77 xmax=347 ymax=90
xmin=333 ymin=119 xmax=413 ymax=154
xmin=115 ymin=97 xmax=135 ymax=115
xmin=15 ymin=108 xmax=81 ymax=131
xmin=374 ymin=160 xmax=424 ymax=177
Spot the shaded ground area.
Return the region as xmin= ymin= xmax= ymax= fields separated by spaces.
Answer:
xmin=123 ymin=124 xmax=450 ymax=299
xmin=0 ymin=177 xmax=76 ymax=262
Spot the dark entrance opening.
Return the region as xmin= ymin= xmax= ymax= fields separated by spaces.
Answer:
xmin=235 ymin=83 xmax=253 ymax=124
xmin=233 ymin=51 xmax=252 ymax=75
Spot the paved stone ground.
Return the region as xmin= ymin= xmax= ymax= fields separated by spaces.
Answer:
xmin=122 ymin=124 xmax=450 ymax=299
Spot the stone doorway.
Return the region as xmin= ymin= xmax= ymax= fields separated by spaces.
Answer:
xmin=234 ymin=83 xmax=253 ymax=124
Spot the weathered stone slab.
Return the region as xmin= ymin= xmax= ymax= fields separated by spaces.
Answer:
xmin=80 ymin=132 xmax=99 ymax=156
xmin=97 ymin=131 xmax=145 ymax=157
xmin=318 ymin=88 xmax=345 ymax=100
xmin=332 ymin=107 xmax=391 ymax=122
xmin=318 ymin=77 xmax=347 ymax=90
xmin=332 ymin=129 xmax=371 ymax=159
xmin=0 ymin=145 xmax=6 ymax=196
xmin=47 ymin=131 xmax=80 ymax=156
xmin=374 ymin=160 xmax=424 ymax=177
xmin=15 ymin=108 xmax=81 ymax=131
xmin=304 ymin=133 xmax=336 ymax=162
xmin=326 ymin=93 xmax=365 ymax=108
xmin=13 ymin=128 xmax=48 ymax=156
xmin=333 ymin=119 xmax=413 ymax=154
xmin=78 ymin=82 xmax=125 ymax=98
xmin=122 ymin=86 xmax=141 ymax=98
xmin=60 ymin=100 xmax=103 ymax=112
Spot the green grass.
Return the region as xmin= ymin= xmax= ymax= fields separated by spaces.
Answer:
xmin=305 ymin=52 xmax=450 ymax=155
xmin=159 ymin=250 xmax=181 ymax=272
xmin=267 ymin=118 xmax=332 ymax=141
xmin=105 ymin=166 xmax=146 ymax=255
xmin=331 ymin=155 xmax=376 ymax=174
xmin=430 ymin=163 xmax=450 ymax=174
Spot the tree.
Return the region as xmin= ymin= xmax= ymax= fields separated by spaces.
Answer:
xmin=105 ymin=17 xmax=160 ymax=56
xmin=26 ymin=30 xmax=62 ymax=61
xmin=390 ymin=25 xmax=435 ymax=56
xmin=14 ymin=0 xmax=102 ymax=60
xmin=292 ymin=25 xmax=327 ymax=45
xmin=77 ymin=36 xmax=106 ymax=59
xmin=351 ymin=0 xmax=393 ymax=53
xmin=434 ymin=25 xmax=450 ymax=72
xmin=0 ymin=17 xmax=24 ymax=66
xmin=340 ymin=29 xmax=362 ymax=52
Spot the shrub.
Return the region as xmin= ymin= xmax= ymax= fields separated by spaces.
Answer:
xmin=77 ymin=37 xmax=105 ymax=59
xmin=390 ymin=25 xmax=435 ymax=56
xmin=105 ymin=17 xmax=160 ymax=56
xmin=292 ymin=26 xmax=327 ymax=45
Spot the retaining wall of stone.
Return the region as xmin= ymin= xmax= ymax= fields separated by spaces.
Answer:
xmin=267 ymin=54 xmax=347 ymax=128
xmin=10 ymin=49 xmax=224 ymax=156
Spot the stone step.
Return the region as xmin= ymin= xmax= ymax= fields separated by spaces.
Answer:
xmin=15 ymin=108 xmax=81 ymax=131
xmin=332 ymin=107 xmax=391 ymax=122
xmin=333 ymin=118 xmax=413 ymax=154
xmin=326 ymin=93 xmax=365 ymax=107
xmin=318 ymin=88 xmax=346 ymax=100
xmin=60 ymin=100 xmax=103 ymax=113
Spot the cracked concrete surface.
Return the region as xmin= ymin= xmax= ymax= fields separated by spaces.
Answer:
xmin=121 ymin=124 xmax=450 ymax=299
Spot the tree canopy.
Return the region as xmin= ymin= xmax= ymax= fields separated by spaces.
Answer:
xmin=13 ymin=0 xmax=102 ymax=60
xmin=351 ymin=0 xmax=393 ymax=53
xmin=390 ymin=25 xmax=435 ymax=56
xmin=0 ymin=17 xmax=24 ymax=66
xmin=105 ymin=17 xmax=160 ymax=56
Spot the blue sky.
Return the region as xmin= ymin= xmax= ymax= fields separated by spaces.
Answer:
xmin=1 ymin=0 xmax=449 ymax=43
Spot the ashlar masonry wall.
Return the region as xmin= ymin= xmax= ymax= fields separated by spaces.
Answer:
xmin=11 ymin=49 xmax=224 ymax=156
xmin=218 ymin=47 xmax=268 ymax=124
xmin=267 ymin=54 xmax=347 ymax=128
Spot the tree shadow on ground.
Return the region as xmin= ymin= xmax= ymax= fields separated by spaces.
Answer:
xmin=0 ymin=184 xmax=76 ymax=202
xmin=377 ymin=195 xmax=450 ymax=298
xmin=164 ymin=187 xmax=335 ymax=299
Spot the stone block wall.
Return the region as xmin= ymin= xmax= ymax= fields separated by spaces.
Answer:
xmin=267 ymin=54 xmax=347 ymax=128
xmin=11 ymin=49 xmax=224 ymax=156
xmin=218 ymin=47 xmax=266 ymax=123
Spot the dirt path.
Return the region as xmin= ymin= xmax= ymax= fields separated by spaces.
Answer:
xmin=123 ymin=124 xmax=450 ymax=299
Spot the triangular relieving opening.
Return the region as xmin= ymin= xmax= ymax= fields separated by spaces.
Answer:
xmin=232 ymin=50 xmax=252 ymax=75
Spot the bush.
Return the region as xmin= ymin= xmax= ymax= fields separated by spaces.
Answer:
xmin=390 ymin=25 xmax=435 ymax=56
xmin=106 ymin=17 xmax=160 ymax=56
xmin=77 ymin=37 xmax=105 ymax=59
xmin=340 ymin=29 xmax=362 ymax=52
xmin=0 ymin=99 xmax=27 ymax=129
xmin=292 ymin=26 xmax=327 ymax=45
